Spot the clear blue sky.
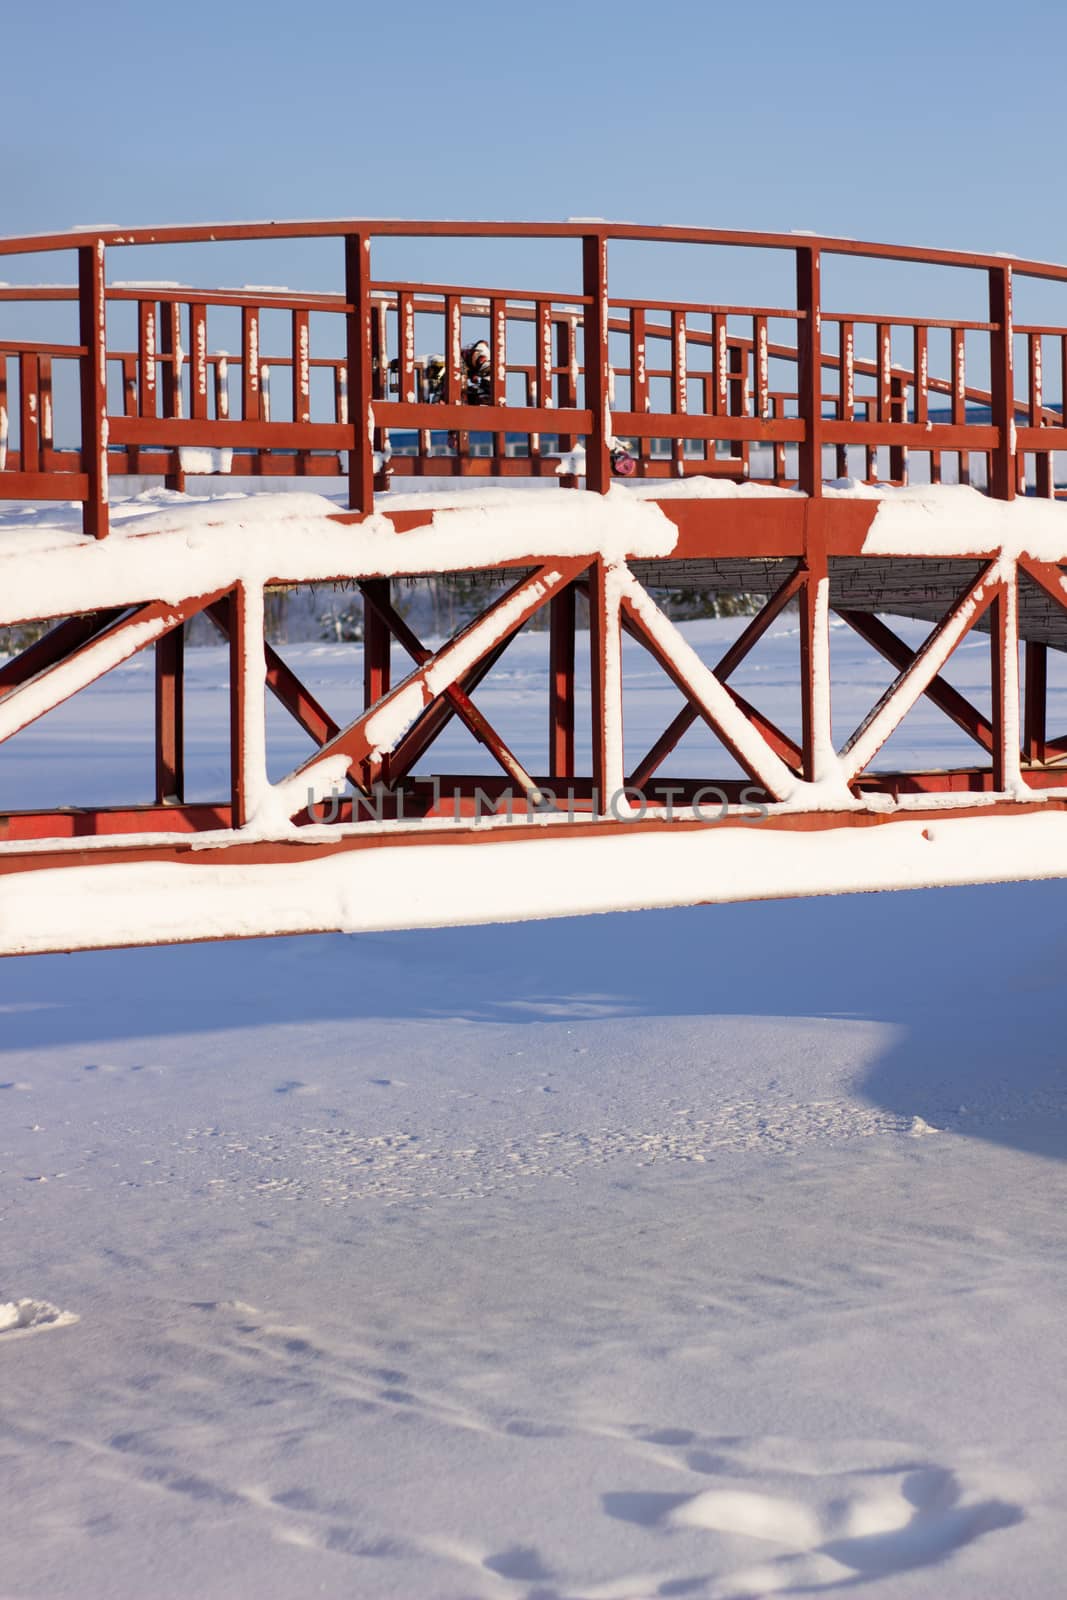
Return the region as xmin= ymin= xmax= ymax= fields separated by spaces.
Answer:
xmin=5 ymin=0 xmax=1067 ymax=314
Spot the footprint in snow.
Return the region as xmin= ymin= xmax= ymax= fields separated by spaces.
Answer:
xmin=0 ymin=1298 xmax=79 ymax=1338
xmin=604 ymin=1450 xmax=1024 ymax=1593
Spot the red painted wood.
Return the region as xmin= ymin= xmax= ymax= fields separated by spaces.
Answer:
xmin=77 ymin=243 xmax=109 ymax=537
xmin=838 ymin=610 xmax=995 ymax=755
xmin=155 ymin=624 xmax=184 ymax=804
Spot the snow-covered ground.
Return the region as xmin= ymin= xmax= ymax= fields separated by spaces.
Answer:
xmin=2 ymin=607 xmax=1066 ymax=1598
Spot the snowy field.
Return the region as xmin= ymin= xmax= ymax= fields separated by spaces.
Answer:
xmin=2 ymin=605 xmax=1067 ymax=1597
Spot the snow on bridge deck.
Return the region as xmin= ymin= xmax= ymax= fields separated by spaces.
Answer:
xmin=5 ymin=476 xmax=1067 ymax=619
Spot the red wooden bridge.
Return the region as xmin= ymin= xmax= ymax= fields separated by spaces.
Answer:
xmin=3 ymin=218 xmax=1067 ymax=955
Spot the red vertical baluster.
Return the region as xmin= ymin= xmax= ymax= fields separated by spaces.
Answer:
xmin=1028 ymin=330 xmax=1043 ymax=425
xmin=537 ymin=298 xmax=553 ymax=411
xmin=38 ymin=354 xmax=54 ymax=468
xmin=370 ymin=299 xmax=390 ymax=488
xmin=19 ymin=352 xmax=40 ymax=473
xmin=160 ymin=301 xmax=184 ymax=490
xmin=728 ymin=339 xmax=746 ymax=474
xmin=630 ymin=306 xmax=648 ymax=473
xmin=398 ymin=291 xmax=416 ymax=402
xmin=398 ymin=288 xmax=419 ymax=467
xmin=160 ymin=302 xmax=183 ymax=419
xmin=913 ymin=324 xmax=932 ymax=484
xmin=837 ymin=319 xmax=854 ymax=479
xmin=332 ymin=358 xmax=345 ymax=473
xmin=242 ymin=305 xmax=260 ymax=423
xmin=582 ymin=232 xmax=611 ymax=493
xmin=889 ymin=373 xmax=907 ymax=484
xmin=951 ymin=325 xmax=968 ymax=486
xmin=1030 ymin=332 xmax=1051 ymax=497
xmin=671 ymin=309 xmax=687 ymax=475
xmin=491 ymin=294 xmax=509 ymax=467
xmin=138 ymin=301 xmax=157 ymax=418
xmin=190 ymin=302 xmax=208 ymax=420
xmin=755 ymin=315 xmax=770 ymax=419
xmin=446 ymin=293 xmax=464 ymax=464
xmin=712 ymin=311 xmax=728 ymax=419
xmin=555 ymin=310 xmax=578 ymax=485
xmin=135 ymin=300 xmax=157 ymax=477
xmin=877 ymin=322 xmax=892 ymax=420
xmin=795 ymin=247 xmax=823 ymax=496
xmin=912 ymin=325 xmax=928 ymax=424
xmin=292 ymin=308 xmax=310 ymax=475
xmin=875 ymin=320 xmax=892 ymax=482
xmin=754 ymin=315 xmax=770 ymax=482
xmin=375 ymin=300 xmax=390 ymax=399
xmin=292 ymin=308 xmax=311 ymax=419
xmin=528 ymin=298 xmax=551 ymax=464
xmin=951 ymin=327 xmax=967 ymax=425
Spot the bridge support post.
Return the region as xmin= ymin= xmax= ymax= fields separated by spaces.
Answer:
xmin=549 ymin=583 xmax=576 ymax=779
xmin=588 ymin=560 xmax=622 ymax=813
xmin=78 ymin=241 xmax=109 ymax=540
xmin=228 ymin=584 xmax=249 ymax=828
xmin=799 ymin=514 xmax=833 ymax=785
xmin=1024 ymin=641 xmax=1047 ymax=765
xmin=796 ymin=247 xmax=823 ymax=498
xmin=155 ymin=625 xmax=185 ymax=803
xmin=362 ymin=577 xmax=391 ymax=789
xmin=990 ymin=566 xmax=1021 ymax=792
xmin=344 ymin=232 xmax=375 ymax=514
xmin=989 ymin=264 xmax=1016 ymax=502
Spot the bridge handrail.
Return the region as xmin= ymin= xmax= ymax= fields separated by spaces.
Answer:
xmin=0 ymin=217 xmax=1064 ymax=282
xmin=1 ymin=219 xmax=1063 ymax=535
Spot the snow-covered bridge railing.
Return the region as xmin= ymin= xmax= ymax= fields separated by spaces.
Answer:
xmin=2 ymin=219 xmax=1067 ymax=535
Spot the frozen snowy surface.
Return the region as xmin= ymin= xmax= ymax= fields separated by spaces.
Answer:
xmin=2 ymin=501 xmax=1067 ymax=1595
xmin=1 ymin=610 xmax=1066 ymax=1598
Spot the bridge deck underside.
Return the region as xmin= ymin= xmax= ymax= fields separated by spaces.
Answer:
xmin=455 ymin=558 xmax=1067 ymax=648
xmin=626 ymin=558 xmax=1064 ymax=648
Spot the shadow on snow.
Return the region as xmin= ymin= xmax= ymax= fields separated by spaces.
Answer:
xmin=1 ymin=879 xmax=1065 ymax=1162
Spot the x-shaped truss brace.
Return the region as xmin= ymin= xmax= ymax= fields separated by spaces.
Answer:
xmin=279 ymin=559 xmax=590 ymax=815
